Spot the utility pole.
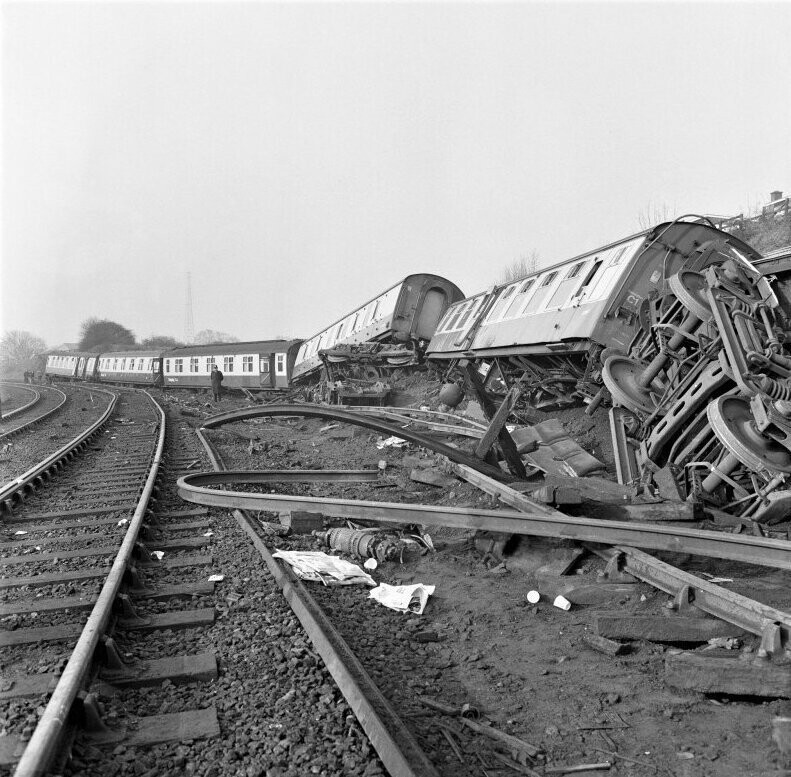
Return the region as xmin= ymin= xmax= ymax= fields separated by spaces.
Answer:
xmin=184 ymin=272 xmax=195 ymax=344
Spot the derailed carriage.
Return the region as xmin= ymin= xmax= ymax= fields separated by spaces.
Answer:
xmin=291 ymin=273 xmax=464 ymax=399
xmin=429 ymin=218 xmax=791 ymax=520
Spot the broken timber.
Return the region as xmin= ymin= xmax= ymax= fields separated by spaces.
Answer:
xmin=461 ymin=363 xmax=527 ymax=479
xmin=665 ymin=653 xmax=791 ymax=698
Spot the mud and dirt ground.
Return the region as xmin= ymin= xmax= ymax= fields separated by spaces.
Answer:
xmin=166 ymin=374 xmax=791 ymax=777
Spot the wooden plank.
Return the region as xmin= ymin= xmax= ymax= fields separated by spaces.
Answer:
xmin=3 ymin=515 xmax=132 ymax=533
xmin=462 ymin=364 xmax=526 ymax=478
xmin=1 ymin=545 xmax=119 ymax=566
xmin=0 ymin=672 xmax=59 ymax=700
xmin=0 ymin=734 xmax=25 ymax=767
xmin=157 ymin=509 xmax=209 ymax=519
xmin=665 ymin=652 xmax=791 ymax=697
xmin=151 ymin=537 xmax=210 ymax=551
xmin=91 ymin=707 xmax=220 ymax=748
xmin=97 ymin=652 xmax=218 ymax=689
xmin=0 ymin=568 xmax=106 ymax=590
xmin=594 ymin=614 xmax=746 ymax=643
xmin=0 ymin=622 xmax=83 ymax=647
xmin=10 ymin=505 xmax=137 ymax=522
xmin=582 ymin=632 xmax=629 ymax=657
xmin=0 ymin=594 xmax=96 ymax=617
xmin=474 ymin=387 xmax=519 ymax=459
xmin=132 ymin=581 xmax=214 ymax=600
xmin=119 ymin=608 xmax=216 ymax=632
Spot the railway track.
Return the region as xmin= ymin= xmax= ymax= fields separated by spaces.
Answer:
xmin=0 ymin=385 xmax=66 ymax=443
xmin=0 ymin=384 xmax=41 ymax=423
xmin=1 ymin=392 xmax=405 ymax=777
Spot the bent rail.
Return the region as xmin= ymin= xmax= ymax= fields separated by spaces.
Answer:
xmin=201 ymin=402 xmax=510 ymax=481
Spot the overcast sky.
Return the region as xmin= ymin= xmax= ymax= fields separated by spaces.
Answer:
xmin=3 ymin=2 xmax=790 ymax=348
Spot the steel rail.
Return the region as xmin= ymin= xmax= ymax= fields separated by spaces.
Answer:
xmin=450 ymin=463 xmax=791 ymax=652
xmin=0 ymin=387 xmax=114 ymax=509
xmin=344 ymin=406 xmax=489 ymax=437
xmin=193 ymin=427 xmax=440 ymax=777
xmin=0 ymin=382 xmax=41 ymax=421
xmin=200 ymin=403 xmax=510 ymax=481
xmin=0 ymin=385 xmax=67 ymax=442
xmin=13 ymin=390 xmax=166 ymax=777
xmin=177 ymin=470 xmax=791 ymax=569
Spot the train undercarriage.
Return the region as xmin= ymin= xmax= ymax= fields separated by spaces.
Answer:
xmin=443 ymin=255 xmax=791 ymax=522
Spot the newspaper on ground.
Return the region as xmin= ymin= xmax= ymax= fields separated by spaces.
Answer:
xmin=369 ymin=583 xmax=435 ymax=614
xmin=376 ymin=436 xmax=407 ymax=449
xmin=272 ymin=550 xmax=375 ymax=586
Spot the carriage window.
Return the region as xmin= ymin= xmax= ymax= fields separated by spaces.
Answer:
xmin=223 ymin=356 xmax=234 ymax=372
xmin=566 ymin=263 xmax=584 ymax=279
xmin=454 ymin=299 xmax=480 ymax=330
xmin=128 ymin=359 xmax=135 ymax=371
xmin=205 ymin=357 xmax=215 ymax=371
xmin=275 ymin=353 xmax=286 ymax=376
xmin=609 ymin=245 xmax=629 ymax=265
xmin=443 ymin=303 xmax=467 ymax=332
xmin=574 ymin=259 xmax=603 ymax=296
xmin=260 ymin=358 xmax=270 ymax=374
xmin=190 ymin=357 xmax=199 ymax=373
xmin=243 ymin=355 xmax=254 ymax=372
xmin=541 ymin=272 xmax=558 ymax=287
xmin=175 ymin=358 xmax=184 ymax=373
xmin=504 ymin=279 xmax=536 ymax=318
xmin=113 ymin=359 xmax=118 ymax=370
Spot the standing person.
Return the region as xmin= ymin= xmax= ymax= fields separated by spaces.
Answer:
xmin=210 ymin=364 xmax=224 ymax=402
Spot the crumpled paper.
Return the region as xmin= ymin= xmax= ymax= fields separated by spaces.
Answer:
xmin=272 ymin=550 xmax=375 ymax=586
xmin=376 ymin=436 xmax=407 ymax=449
xmin=369 ymin=583 xmax=435 ymax=614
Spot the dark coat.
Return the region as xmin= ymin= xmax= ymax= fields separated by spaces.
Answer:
xmin=211 ymin=369 xmax=224 ymax=389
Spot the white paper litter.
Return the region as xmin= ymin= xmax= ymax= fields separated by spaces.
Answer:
xmin=117 ymin=519 xmax=129 ymax=527
xmin=203 ymin=530 xmax=214 ymax=537
xmin=151 ymin=550 xmax=165 ymax=560
xmin=272 ymin=550 xmax=375 ymax=586
xmin=376 ymin=436 xmax=407 ymax=449
xmin=369 ymin=583 xmax=435 ymax=614
xmin=208 ymin=574 xmax=224 ymax=582
xmin=14 ymin=530 xmax=27 ymax=536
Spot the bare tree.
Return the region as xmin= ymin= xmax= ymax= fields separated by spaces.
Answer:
xmin=1 ymin=330 xmax=47 ymax=377
xmin=499 ymin=249 xmax=540 ymax=283
xmin=637 ymin=202 xmax=676 ymax=230
xmin=193 ymin=329 xmax=240 ymax=345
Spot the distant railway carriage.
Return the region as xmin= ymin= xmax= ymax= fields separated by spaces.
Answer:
xmin=427 ymin=218 xmax=765 ymax=405
xmin=97 ymin=351 xmax=162 ymax=387
xmin=45 ymin=352 xmax=96 ymax=380
xmin=161 ymin=340 xmax=302 ymax=391
xmin=292 ymin=273 xmax=464 ymax=382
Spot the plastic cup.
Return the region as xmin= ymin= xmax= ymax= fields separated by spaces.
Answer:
xmin=526 ymin=590 xmax=541 ymax=604
xmin=553 ymin=595 xmax=572 ymax=611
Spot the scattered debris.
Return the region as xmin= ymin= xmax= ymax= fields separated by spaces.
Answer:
xmin=272 ymin=550 xmax=375 ymax=586
xmin=582 ymin=631 xmax=629 ymax=657
xmin=207 ymin=574 xmax=224 ymax=582
xmin=369 ymin=583 xmax=435 ymax=614
xmin=553 ymin=595 xmax=571 ymax=611
xmin=376 ymin=435 xmax=407 ymax=449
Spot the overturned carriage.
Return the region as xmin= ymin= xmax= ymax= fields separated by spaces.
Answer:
xmin=429 ymin=218 xmax=791 ymax=520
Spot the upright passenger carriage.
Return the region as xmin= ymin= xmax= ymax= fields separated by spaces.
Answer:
xmin=292 ymin=273 xmax=464 ymax=382
xmin=45 ymin=352 xmax=97 ymax=381
xmin=96 ymin=351 xmax=162 ymax=387
xmin=162 ymin=340 xmax=302 ymax=391
xmin=428 ymin=219 xmax=765 ymax=407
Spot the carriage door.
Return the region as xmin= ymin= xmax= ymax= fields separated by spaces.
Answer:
xmin=259 ymin=356 xmax=274 ymax=388
xmin=275 ymin=352 xmax=287 ymax=388
xmin=415 ymin=288 xmax=448 ymax=340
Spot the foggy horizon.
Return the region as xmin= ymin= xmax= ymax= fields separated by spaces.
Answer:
xmin=3 ymin=2 xmax=790 ymax=349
